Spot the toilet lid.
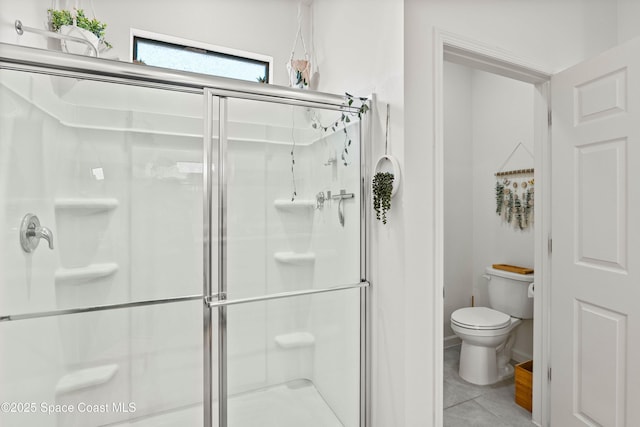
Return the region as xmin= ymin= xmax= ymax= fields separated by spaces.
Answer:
xmin=451 ymin=307 xmax=511 ymax=330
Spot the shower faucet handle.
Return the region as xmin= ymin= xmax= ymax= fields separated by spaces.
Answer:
xmin=20 ymin=213 xmax=54 ymax=252
xmin=35 ymin=226 xmax=54 ymax=250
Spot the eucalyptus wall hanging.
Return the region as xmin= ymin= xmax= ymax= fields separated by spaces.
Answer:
xmin=495 ymin=174 xmax=534 ymax=230
xmin=494 ymin=142 xmax=534 ymax=230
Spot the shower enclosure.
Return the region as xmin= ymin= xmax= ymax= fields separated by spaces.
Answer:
xmin=0 ymin=43 xmax=370 ymax=427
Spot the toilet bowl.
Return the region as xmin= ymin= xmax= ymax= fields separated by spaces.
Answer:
xmin=450 ymin=267 xmax=534 ymax=385
xmin=451 ymin=307 xmax=521 ymax=385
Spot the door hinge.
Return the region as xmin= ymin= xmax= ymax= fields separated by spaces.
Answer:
xmin=548 ymin=237 xmax=553 ymax=254
xmin=548 ymin=367 xmax=552 ymax=382
xmin=548 ymin=110 xmax=552 ymax=126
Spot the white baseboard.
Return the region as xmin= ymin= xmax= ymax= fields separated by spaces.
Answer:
xmin=444 ymin=335 xmax=461 ymax=348
xmin=512 ymin=348 xmax=533 ymax=363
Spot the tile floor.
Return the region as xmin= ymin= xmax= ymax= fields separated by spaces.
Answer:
xmin=444 ymin=345 xmax=534 ymax=427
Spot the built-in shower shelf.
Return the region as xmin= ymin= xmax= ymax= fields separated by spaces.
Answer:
xmin=55 ymin=364 xmax=119 ymax=394
xmin=273 ymin=199 xmax=316 ymax=211
xmin=55 ymin=263 xmax=119 ymax=285
xmin=54 ymin=198 xmax=119 ymax=212
xmin=274 ymin=252 xmax=316 ymax=264
xmin=275 ymin=332 xmax=316 ymax=349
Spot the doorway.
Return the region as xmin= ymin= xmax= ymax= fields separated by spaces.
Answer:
xmin=442 ymin=59 xmax=536 ymax=424
xmin=433 ymin=29 xmax=552 ymax=427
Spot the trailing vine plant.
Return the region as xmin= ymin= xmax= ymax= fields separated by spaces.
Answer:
xmin=372 ymin=172 xmax=394 ymax=224
xmin=289 ymin=93 xmax=369 ymax=202
xmin=311 ymin=93 xmax=369 ymax=166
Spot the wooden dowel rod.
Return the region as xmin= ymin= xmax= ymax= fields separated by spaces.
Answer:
xmin=495 ymin=168 xmax=534 ymax=177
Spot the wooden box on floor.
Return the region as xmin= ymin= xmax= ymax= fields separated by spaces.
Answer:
xmin=514 ymin=360 xmax=533 ymax=412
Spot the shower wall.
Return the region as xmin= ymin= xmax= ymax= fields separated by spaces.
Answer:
xmin=0 ymin=67 xmax=361 ymax=426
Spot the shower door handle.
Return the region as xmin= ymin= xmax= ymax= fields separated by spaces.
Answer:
xmin=20 ymin=213 xmax=54 ymax=252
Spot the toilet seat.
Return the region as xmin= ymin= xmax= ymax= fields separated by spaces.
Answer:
xmin=451 ymin=307 xmax=511 ymax=330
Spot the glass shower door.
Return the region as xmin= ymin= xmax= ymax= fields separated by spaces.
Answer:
xmin=211 ymin=96 xmax=363 ymax=427
xmin=0 ymin=69 xmax=209 ymax=426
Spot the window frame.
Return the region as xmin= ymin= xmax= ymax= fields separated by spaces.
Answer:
xmin=130 ymin=28 xmax=273 ymax=84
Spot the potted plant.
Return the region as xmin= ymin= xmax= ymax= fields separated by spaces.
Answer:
xmin=48 ymin=8 xmax=111 ymax=56
xmin=287 ymin=59 xmax=310 ymax=89
xmin=372 ymin=171 xmax=394 ymax=224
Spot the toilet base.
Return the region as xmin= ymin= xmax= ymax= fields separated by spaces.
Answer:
xmin=458 ymin=341 xmax=514 ymax=386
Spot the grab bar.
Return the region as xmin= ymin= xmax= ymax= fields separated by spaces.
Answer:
xmin=15 ymin=20 xmax=99 ymax=58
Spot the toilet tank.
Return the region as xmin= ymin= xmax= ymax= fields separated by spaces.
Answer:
xmin=485 ymin=266 xmax=534 ymax=319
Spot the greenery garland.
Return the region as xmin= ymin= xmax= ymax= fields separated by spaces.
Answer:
xmin=372 ymin=172 xmax=394 ymax=224
xmin=311 ymin=93 xmax=369 ymax=166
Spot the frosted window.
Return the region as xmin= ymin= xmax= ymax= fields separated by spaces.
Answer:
xmin=133 ymin=37 xmax=269 ymax=83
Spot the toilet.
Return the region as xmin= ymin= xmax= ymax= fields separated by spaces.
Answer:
xmin=450 ymin=266 xmax=534 ymax=385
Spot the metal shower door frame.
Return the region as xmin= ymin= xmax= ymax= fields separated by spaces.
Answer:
xmin=203 ymin=87 xmax=371 ymax=427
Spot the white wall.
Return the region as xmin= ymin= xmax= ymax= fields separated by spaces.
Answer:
xmin=403 ymin=1 xmax=618 ymax=425
xmin=443 ymin=61 xmax=473 ymax=344
xmin=311 ymin=1 xmax=405 ymax=426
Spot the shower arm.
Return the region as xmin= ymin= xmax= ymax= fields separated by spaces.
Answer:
xmin=15 ymin=20 xmax=99 ymax=58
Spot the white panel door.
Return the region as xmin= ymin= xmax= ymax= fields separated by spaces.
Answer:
xmin=551 ymin=36 xmax=640 ymax=426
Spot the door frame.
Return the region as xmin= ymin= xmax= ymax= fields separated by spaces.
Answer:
xmin=433 ymin=28 xmax=552 ymax=426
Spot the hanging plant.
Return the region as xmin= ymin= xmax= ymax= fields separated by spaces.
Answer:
xmin=372 ymin=172 xmax=394 ymax=224
xmin=288 ymin=60 xmax=310 ymax=88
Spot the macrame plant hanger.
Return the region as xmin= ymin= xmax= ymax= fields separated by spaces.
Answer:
xmin=374 ymin=104 xmax=401 ymax=197
xmin=494 ymin=142 xmax=535 ymax=230
xmin=287 ymin=3 xmax=311 ymax=89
